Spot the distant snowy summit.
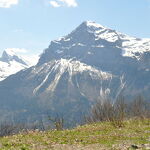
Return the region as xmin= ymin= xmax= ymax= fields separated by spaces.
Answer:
xmin=0 ymin=49 xmax=39 ymax=81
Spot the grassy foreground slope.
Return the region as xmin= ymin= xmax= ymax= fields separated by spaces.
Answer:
xmin=0 ymin=119 xmax=150 ymax=150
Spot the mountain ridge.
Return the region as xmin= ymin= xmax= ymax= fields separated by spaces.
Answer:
xmin=0 ymin=21 xmax=149 ymax=123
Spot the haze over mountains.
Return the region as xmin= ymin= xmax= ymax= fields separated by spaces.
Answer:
xmin=0 ymin=21 xmax=149 ymax=123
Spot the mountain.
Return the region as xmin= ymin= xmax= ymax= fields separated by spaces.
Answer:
xmin=0 ymin=21 xmax=149 ymax=124
xmin=0 ymin=49 xmax=39 ymax=81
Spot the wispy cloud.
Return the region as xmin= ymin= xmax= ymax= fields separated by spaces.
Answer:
xmin=49 ymin=0 xmax=78 ymax=8
xmin=50 ymin=1 xmax=60 ymax=7
xmin=5 ymin=48 xmax=28 ymax=54
xmin=0 ymin=0 xmax=78 ymax=8
xmin=0 ymin=0 xmax=19 ymax=8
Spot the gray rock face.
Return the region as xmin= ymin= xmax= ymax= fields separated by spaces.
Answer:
xmin=0 ymin=21 xmax=149 ymax=123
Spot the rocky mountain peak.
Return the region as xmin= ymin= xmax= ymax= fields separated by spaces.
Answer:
xmin=1 ymin=49 xmax=28 ymax=66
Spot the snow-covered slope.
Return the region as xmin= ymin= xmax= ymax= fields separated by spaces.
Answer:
xmin=32 ymin=58 xmax=113 ymax=95
xmin=0 ymin=49 xmax=39 ymax=81
xmin=79 ymin=21 xmax=150 ymax=59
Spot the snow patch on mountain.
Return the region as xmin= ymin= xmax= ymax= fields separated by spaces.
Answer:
xmin=0 ymin=49 xmax=39 ymax=81
xmin=0 ymin=61 xmax=27 ymax=81
xmin=86 ymin=21 xmax=106 ymax=30
xmin=33 ymin=59 xmax=113 ymax=94
xmin=78 ymin=21 xmax=150 ymax=59
xmin=121 ymin=37 xmax=150 ymax=59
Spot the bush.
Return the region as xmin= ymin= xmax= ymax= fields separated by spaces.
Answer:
xmin=48 ymin=115 xmax=64 ymax=131
xmin=86 ymin=95 xmax=150 ymax=128
xmin=0 ymin=123 xmax=25 ymax=137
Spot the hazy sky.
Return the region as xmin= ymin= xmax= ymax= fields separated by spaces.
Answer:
xmin=0 ymin=0 xmax=150 ymax=55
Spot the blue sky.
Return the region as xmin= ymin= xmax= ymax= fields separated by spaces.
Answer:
xmin=0 ymin=0 xmax=150 ymax=55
